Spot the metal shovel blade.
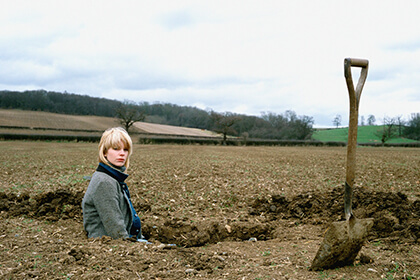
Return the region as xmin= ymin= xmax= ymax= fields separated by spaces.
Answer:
xmin=310 ymin=216 xmax=373 ymax=271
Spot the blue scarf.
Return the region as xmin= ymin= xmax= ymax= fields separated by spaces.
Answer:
xmin=97 ymin=162 xmax=142 ymax=238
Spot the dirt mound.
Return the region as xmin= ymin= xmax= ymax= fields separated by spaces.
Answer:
xmin=2 ymin=186 xmax=419 ymax=246
xmin=143 ymin=219 xmax=272 ymax=247
xmin=250 ymin=186 xmax=420 ymax=243
xmin=0 ymin=189 xmax=84 ymax=221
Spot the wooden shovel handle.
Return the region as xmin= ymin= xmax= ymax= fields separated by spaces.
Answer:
xmin=344 ymin=58 xmax=369 ymax=220
xmin=345 ymin=58 xmax=369 ymax=68
xmin=344 ymin=58 xmax=369 ymax=108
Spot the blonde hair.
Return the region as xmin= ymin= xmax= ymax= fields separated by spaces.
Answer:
xmin=98 ymin=127 xmax=133 ymax=169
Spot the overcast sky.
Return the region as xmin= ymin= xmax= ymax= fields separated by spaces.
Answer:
xmin=1 ymin=1 xmax=420 ymax=127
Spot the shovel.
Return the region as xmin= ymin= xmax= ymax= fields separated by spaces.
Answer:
xmin=310 ymin=58 xmax=374 ymax=271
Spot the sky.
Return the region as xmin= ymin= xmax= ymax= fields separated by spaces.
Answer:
xmin=1 ymin=1 xmax=420 ymax=127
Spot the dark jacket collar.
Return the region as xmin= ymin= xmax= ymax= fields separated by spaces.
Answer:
xmin=97 ymin=162 xmax=129 ymax=183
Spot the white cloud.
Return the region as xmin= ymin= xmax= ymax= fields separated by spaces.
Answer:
xmin=1 ymin=0 xmax=420 ymax=126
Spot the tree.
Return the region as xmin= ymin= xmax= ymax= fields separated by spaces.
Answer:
xmin=210 ymin=111 xmax=241 ymax=145
xmin=260 ymin=111 xmax=288 ymax=139
xmin=260 ymin=110 xmax=313 ymax=140
xmin=0 ymin=90 xmax=121 ymax=117
xmin=288 ymin=115 xmax=314 ymax=140
xmin=241 ymin=132 xmax=249 ymax=145
xmin=404 ymin=113 xmax=420 ymax=140
xmin=367 ymin=115 xmax=376 ymax=125
xmin=360 ymin=115 xmax=365 ymax=126
xmin=332 ymin=114 xmax=342 ymax=128
xmin=115 ymin=101 xmax=146 ymax=132
xmin=374 ymin=116 xmax=397 ymax=145
xmin=261 ymin=111 xmax=287 ymax=129
xmin=395 ymin=115 xmax=405 ymax=136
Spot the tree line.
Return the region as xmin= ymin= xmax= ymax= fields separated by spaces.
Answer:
xmin=1 ymin=90 xmax=419 ymax=141
xmin=0 ymin=90 xmax=121 ymax=117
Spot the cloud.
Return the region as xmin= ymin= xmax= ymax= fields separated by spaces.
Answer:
xmin=1 ymin=1 xmax=420 ymax=127
xmin=158 ymin=9 xmax=197 ymax=30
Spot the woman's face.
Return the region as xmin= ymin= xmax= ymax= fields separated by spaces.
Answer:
xmin=105 ymin=141 xmax=129 ymax=167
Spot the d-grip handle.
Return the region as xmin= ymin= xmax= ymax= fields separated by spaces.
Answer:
xmin=345 ymin=58 xmax=369 ymax=68
xmin=344 ymin=58 xmax=369 ymax=103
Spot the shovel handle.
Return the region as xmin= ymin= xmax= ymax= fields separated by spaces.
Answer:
xmin=344 ymin=58 xmax=369 ymax=106
xmin=344 ymin=58 xmax=369 ymax=220
xmin=345 ymin=58 xmax=369 ymax=68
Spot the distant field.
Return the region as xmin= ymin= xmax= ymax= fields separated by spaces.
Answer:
xmin=0 ymin=109 xmax=121 ymax=131
xmin=312 ymin=125 xmax=418 ymax=143
xmin=0 ymin=109 xmax=219 ymax=138
xmin=1 ymin=109 xmax=418 ymax=143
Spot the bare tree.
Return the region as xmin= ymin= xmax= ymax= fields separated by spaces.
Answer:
xmin=367 ymin=114 xmax=376 ymax=125
xmin=375 ymin=116 xmax=397 ymax=145
xmin=115 ymin=101 xmax=146 ymax=132
xmin=332 ymin=114 xmax=342 ymax=128
xmin=210 ymin=111 xmax=241 ymax=145
xmin=395 ymin=115 xmax=405 ymax=136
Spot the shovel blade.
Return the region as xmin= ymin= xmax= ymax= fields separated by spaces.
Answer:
xmin=310 ymin=217 xmax=374 ymax=271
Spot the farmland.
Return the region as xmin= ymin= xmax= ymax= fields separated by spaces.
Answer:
xmin=0 ymin=142 xmax=419 ymax=279
xmin=0 ymin=109 xmax=221 ymax=141
xmin=2 ymin=109 xmax=419 ymax=146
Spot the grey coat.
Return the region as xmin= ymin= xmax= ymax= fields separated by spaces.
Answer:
xmin=82 ymin=171 xmax=133 ymax=239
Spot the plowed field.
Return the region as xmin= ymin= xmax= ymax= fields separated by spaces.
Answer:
xmin=1 ymin=142 xmax=419 ymax=279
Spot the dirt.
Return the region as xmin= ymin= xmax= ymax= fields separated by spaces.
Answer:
xmin=0 ymin=142 xmax=419 ymax=279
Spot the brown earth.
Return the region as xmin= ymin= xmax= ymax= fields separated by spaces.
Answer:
xmin=0 ymin=109 xmax=121 ymax=131
xmin=0 ymin=142 xmax=419 ymax=279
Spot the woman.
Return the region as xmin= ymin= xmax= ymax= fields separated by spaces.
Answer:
xmin=82 ymin=127 xmax=146 ymax=241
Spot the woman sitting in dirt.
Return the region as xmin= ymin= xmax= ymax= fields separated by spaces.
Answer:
xmin=82 ymin=127 xmax=148 ymax=242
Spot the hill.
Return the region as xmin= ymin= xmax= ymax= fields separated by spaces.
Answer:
xmin=2 ymin=90 xmax=420 ymax=142
xmin=0 ymin=109 xmax=220 ymax=140
xmin=0 ymin=90 xmax=315 ymax=141
xmin=312 ymin=126 xmax=418 ymax=144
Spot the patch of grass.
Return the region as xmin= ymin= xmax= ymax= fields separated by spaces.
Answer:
xmin=262 ymin=250 xmax=271 ymax=256
xmin=373 ymin=240 xmax=382 ymax=247
xmin=317 ymin=271 xmax=340 ymax=279
xmin=384 ymin=262 xmax=415 ymax=280
xmin=313 ymin=125 xmax=418 ymax=143
xmin=11 ymin=184 xmax=30 ymax=190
